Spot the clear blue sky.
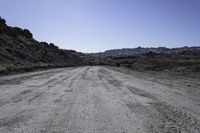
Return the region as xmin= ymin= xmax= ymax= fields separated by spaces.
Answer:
xmin=1 ymin=0 xmax=200 ymax=52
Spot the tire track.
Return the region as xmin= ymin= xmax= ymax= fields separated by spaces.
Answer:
xmin=98 ymin=67 xmax=200 ymax=133
xmin=0 ymin=66 xmax=200 ymax=133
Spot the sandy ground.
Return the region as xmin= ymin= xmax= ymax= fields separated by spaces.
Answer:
xmin=0 ymin=66 xmax=200 ymax=133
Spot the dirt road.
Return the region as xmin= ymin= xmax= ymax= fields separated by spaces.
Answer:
xmin=0 ymin=66 xmax=200 ymax=133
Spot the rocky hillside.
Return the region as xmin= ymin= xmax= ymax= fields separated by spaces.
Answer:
xmin=0 ymin=17 xmax=85 ymax=74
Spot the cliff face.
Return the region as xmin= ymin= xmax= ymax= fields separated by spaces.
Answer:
xmin=0 ymin=17 xmax=85 ymax=74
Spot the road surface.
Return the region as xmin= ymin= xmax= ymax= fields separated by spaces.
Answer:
xmin=0 ymin=66 xmax=200 ymax=133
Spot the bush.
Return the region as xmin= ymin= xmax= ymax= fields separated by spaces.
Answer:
xmin=116 ymin=63 xmax=120 ymax=67
xmin=49 ymin=43 xmax=59 ymax=49
xmin=0 ymin=17 xmax=6 ymax=24
xmin=23 ymin=29 xmax=33 ymax=39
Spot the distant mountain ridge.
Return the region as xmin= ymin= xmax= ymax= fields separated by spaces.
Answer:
xmin=85 ymin=47 xmax=200 ymax=75
xmin=89 ymin=46 xmax=200 ymax=58
xmin=0 ymin=17 xmax=85 ymax=74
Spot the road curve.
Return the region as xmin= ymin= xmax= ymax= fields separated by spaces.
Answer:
xmin=0 ymin=66 xmax=200 ymax=133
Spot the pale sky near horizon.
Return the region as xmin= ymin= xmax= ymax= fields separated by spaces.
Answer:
xmin=1 ymin=0 xmax=200 ymax=52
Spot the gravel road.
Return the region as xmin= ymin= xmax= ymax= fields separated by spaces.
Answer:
xmin=0 ymin=66 xmax=200 ymax=133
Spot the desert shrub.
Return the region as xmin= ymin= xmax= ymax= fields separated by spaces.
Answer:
xmin=5 ymin=48 xmax=12 ymax=53
xmin=116 ymin=63 xmax=120 ymax=67
xmin=23 ymin=29 xmax=33 ymax=39
xmin=0 ymin=17 xmax=6 ymax=24
xmin=41 ymin=41 xmax=49 ymax=46
xmin=49 ymin=43 xmax=59 ymax=49
xmin=191 ymin=65 xmax=200 ymax=72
